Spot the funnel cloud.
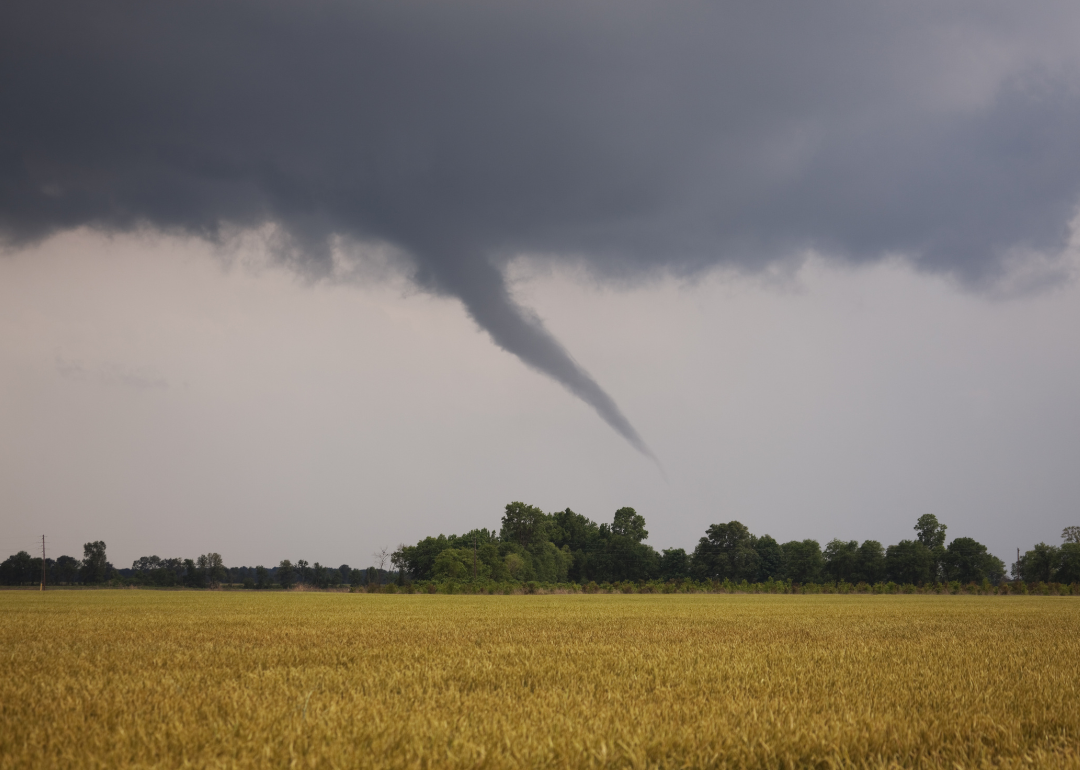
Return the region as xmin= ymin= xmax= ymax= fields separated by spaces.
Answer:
xmin=3 ymin=1 xmax=1080 ymax=455
xmin=423 ymin=254 xmax=656 ymax=459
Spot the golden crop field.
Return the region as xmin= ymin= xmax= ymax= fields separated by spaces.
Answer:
xmin=1 ymin=592 xmax=1078 ymax=769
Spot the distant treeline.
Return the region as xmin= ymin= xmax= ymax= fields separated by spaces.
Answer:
xmin=393 ymin=505 xmax=1080 ymax=588
xmin=2 ymin=511 xmax=1078 ymax=589
xmin=0 ymin=542 xmax=396 ymax=589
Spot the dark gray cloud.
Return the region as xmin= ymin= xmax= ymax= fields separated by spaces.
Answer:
xmin=3 ymin=1 xmax=1080 ymax=454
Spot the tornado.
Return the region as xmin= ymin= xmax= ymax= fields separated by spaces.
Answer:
xmin=422 ymin=255 xmax=657 ymax=461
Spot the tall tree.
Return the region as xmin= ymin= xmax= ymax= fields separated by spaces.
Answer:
xmin=660 ymin=548 xmax=689 ymax=580
xmin=781 ymin=540 xmax=824 ymax=584
xmin=197 ymin=553 xmax=226 ymax=587
xmin=394 ymin=536 xmax=450 ymax=581
xmin=1013 ymin=543 xmax=1059 ymax=583
xmin=823 ymin=540 xmax=859 ymax=583
xmin=1057 ymin=543 xmax=1080 ymax=584
xmin=914 ymin=514 xmax=948 ymax=549
xmin=277 ymin=559 xmax=295 ymax=589
xmin=80 ymin=541 xmax=109 ymax=584
xmin=943 ymin=537 xmax=1004 ymax=584
xmin=611 ymin=507 xmax=648 ymax=542
xmin=853 ymin=541 xmax=886 ymax=584
xmin=184 ymin=558 xmax=205 ymax=588
xmin=752 ymin=535 xmax=784 ymax=582
xmin=549 ymin=508 xmax=602 ymax=582
xmin=597 ymin=508 xmax=658 ymax=582
xmin=690 ymin=521 xmax=755 ymax=581
xmin=296 ymin=559 xmax=311 ymax=585
xmin=432 ymin=549 xmax=472 ymax=580
xmin=914 ymin=514 xmax=948 ymax=580
xmin=54 ymin=554 xmax=81 ymax=584
xmin=0 ymin=551 xmax=34 ymax=585
xmin=885 ymin=540 xmax=933 ymax=584
xmin=501 ymin=502 xmax=547 ymax=547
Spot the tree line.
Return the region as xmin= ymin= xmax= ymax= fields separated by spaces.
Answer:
xmin=3 ymin=514 xmax=1078 ymax=589
xmin=0 ymin=541 xmax=397 ymax=588
xmin=393 ymin=504 xmax=1080 ymax=587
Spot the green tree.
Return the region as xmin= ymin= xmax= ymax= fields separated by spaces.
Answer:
xmin=781 ymin=540 xmax=824 ymax=584
xmin=914 ymin=514 xmax=947 ymax=549
xmin=660 ymin=548 xmax=689 ymax=580
xmin=432 ymin=548 xmax=475 ymax=580
xmin=595 ymin=508 xmax=659 ymax=582
xmin=532 ymin=541 xmax=573 ymax=582
xmin=611 ymin=507 xmax=648 ymax=542
xmin=395 ymin=535 xmax=450 ymax=581
xmin=80 ymin=541 xmax=110 ymax=584
xmin=690 ymin=521 xmax=755 ymax=581
xmin=277 ymin=559 xmax=295 ymax=589
xmin=1062 ymin=526 xmax=1080 ymax=545
xmin=731 ymin=544 xmax=761 ymax=582
xmin=1057 ymin=543 xmax=1080 ymax=584
xmin=1013 ymin=543 xmax=1059 ymax=583
xmin=477 ymin=543 xmax=509 ymax=581
xmin=549 ymin=508 xmax=603 ymax=582
xmin=885 ymin=540 xmax=932 ymax=585
xmin=197 ymin=553 xmax=226 ymax=587
xmin=823 ymin=539 xmax=859 ymax=583
xmin=54 ymin=554 xmax=81 ymax=584
xmin=0 ymin=551 xmax=34 ymax=585
xmin=752 ymin=535 xmax=784 ymax=582
xmin=183 ymin=558 xmax=205 ymax=588
xmin=853 ymin=540 xmax=886 ymax=584
xmin=501 ymin=501 xmax=547 ymax=547
xmin=503 ymin=552 xmax=526 ymax=580
xmin=295 ymin=559 xmax=311 ymax=585
xmin=914 ymin=514 xmax=947 ymax=580
xmin=943 ymin=537 xmax=1004 ymax=584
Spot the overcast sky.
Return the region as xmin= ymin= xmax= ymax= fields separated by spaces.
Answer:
xmin=2 ymin=1 xmax=1079 ymax=568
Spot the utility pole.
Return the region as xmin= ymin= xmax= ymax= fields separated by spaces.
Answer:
xmin=41 ymin=535 xmax=46 ymax=591
xmin=473 ymin=535 xmax=477 ymax=582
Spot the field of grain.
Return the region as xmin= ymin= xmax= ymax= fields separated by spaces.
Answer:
xmin=1 ymin=592 xmax=1078 ymax=769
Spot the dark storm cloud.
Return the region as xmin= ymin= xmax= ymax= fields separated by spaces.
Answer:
xmin=3 ymin=1 xmax=1080 ymax=454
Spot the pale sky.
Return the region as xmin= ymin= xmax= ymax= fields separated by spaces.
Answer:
xmin=2 ymin=229 xmax=1078 ymax=568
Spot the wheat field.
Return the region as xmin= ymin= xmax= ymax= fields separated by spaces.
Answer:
xmin=1 ymin=592 xmax=1078 ymax=769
